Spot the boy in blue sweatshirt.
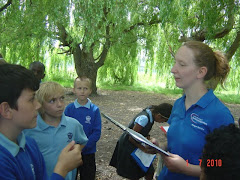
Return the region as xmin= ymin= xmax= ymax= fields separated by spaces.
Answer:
xmin=65 ymin=76 xmax=102 ymax=180
xmin=0 ymin=64 xmax=82 ymax=180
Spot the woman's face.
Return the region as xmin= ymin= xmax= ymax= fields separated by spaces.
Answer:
xmin=171 ymin=46 xmax=201 ymax=89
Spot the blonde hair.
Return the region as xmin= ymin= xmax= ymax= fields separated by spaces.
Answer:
xmin=36 ymin=81 xmax=64 ymax=115
xmin=74 ymin=76 xmax=92 ymax=89
xmin=183 ymin=41 xmax=230 ymax=88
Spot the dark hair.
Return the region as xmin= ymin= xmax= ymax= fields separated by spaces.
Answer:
xmin=29 ymin=61 xmax=45 ymax=71
xmin=183 ymin=41 xmax=230 ymax=88
xmin=151 ymin=103 xmax=173 ymax=119
xmin=201 ymin=124 xmax=240 ymax=180
xmin=0 ymin=64 xmax=39 ymax=109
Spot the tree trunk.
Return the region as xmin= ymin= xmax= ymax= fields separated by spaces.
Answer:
xmin=72 ymin=47 xmax=100 ymax=95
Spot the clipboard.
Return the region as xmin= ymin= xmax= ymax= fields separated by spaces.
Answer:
xmin=101 ymin=113 xmax=169 ymax=156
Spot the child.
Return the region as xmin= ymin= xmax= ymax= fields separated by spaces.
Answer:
xmin=200 ymin=124 xmax=240 ymax=180
xmin=29 ymin=61 xmax=45 ymax=83
xmin=24 ymin=82 xmax=88 ymax=180
xmin=64 ymin=76 xmax=102 ymax=180
xmin=109 ymin=103 xmax=173 ymax=180
xmin=0 ymin=64 xmax=82 ymax=180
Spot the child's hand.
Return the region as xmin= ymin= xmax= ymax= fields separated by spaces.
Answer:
xmin=144 ymin=138 xmax=159 ymax=154
xmin=69 ymin=141 xmax=83 ymax=151
xmin=150 ymin=137 xmax=159 ymax=146
xmin=144 ymin=146 xmax=158 ymax=154
xmin=54 ymin=141 xmax=82 ymax=177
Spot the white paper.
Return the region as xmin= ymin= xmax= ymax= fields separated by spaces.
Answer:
xmin=134 ymin=148 xmax=156 ymax=167
xmin=161 ymin=126 xmax=169 ymax=133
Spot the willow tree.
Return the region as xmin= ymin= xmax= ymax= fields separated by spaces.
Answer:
xmin=0 ymin=0 xmax=240 ymax=93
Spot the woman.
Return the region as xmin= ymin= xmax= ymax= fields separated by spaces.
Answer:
xmin=158 ymin=41 xmax=234 ymax=180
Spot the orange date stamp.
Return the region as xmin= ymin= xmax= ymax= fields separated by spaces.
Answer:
xmin=186 ymin=159 xmax=222 ymax=167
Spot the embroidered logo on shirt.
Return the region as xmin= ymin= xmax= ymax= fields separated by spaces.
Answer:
xmin=85 ymin=116 xmax=91 ymax=124
xmin=191 ymin=113 xmax=207 ymax=132
xmin=191 ymin=113 xmax=207 ymax=125
xmin=191 ymin=124 xmax=205 ymax=131
xmin=67 ymin=132 xmax=73 ymax=142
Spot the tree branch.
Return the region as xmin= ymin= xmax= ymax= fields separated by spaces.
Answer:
xmin=163 ymin=29 xmax=175 ymax=59
xmin=57 ymin=24 xmax=72 ymax=47
xmin=214 ymin=12 xmax=234 ymax=39
xmin=94 ymin=7 xmax=111 ymax=68
xmin=0 ymin=0 xmax=12 ymax=12
xmin=226 ymin=30 xmax=240 ymax=61
xmin=123 ymin=18 xmax=161 ymax=33
xmin=96 ymin=24 xmax=110 ymax=68
xmin=179 ymin=4 xmax=235 ymax=42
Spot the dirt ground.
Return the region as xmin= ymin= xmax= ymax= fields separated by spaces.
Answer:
xmin=64 ymin=88 xmax=240 ymax=180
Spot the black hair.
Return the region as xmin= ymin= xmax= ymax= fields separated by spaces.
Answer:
xmin=0 ymin=64 xmax=39 ymax=109
xmin=201 ymin=124 xmax=240 ymax=180
xmin=29 ymin=61 xmax=45 ymax=71
xmin=151 ymin=103 xmax=173 ymax=119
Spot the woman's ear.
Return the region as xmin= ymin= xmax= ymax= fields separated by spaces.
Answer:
xmin=0 ymin=102 xmax=13 ymax=119
xmin=197 ymin=66 xmax=207 ymax=79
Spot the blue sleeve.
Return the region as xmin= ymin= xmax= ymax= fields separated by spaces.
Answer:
xmin=84 ymin=107 xmax=101 ymax=149
xmin=75 ymin=122 xmax=88 ymax=145
xmin=134 ymin=115 xmax=148 ymax=127
xmin=0 ymin=139 xmax=65 ymax=180
xmin=209 ymin=107 xmax=234 ymax=132
xmin=50 ymin=173 xmax=64 ymax=180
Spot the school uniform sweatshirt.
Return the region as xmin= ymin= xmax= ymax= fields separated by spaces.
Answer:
xmin=0 ymin=133 xmax=63 ymax=180
xmin=65 ymin=99 xmax=102 ymax=155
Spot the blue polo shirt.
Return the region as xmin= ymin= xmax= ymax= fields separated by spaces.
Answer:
xmin=158 ymin=89 xmax=234 ymax=180
xmin=0 ymin=132 xmax=64 ymax=180
xmin=24 ymin=114 xmax=88 ymax=180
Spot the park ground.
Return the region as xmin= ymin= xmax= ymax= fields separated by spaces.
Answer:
xmin=64 ymin=88 xmax=240 ymax=180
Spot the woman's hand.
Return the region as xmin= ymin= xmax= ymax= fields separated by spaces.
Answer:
xmin=162 ymin=152 xmax=201 ymax=177
xmin=163 ymin=152 xmax=187 ymax=173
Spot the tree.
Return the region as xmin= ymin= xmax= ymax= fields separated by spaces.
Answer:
xmin=0 ymin=0 xmax=240 ymax=93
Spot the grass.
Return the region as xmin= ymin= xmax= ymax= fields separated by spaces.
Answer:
xmin=45 ymin=76 xmax=240 ymax=105
xmin=44 ymin=76 xmax=74 ymax=88
xmin=215 ymin=93 xmax=240 ymax=104
xmin=99 ymin=83 xmax=240 ymax=104
xmin=99 ymin=82 xmax=182 ymax=97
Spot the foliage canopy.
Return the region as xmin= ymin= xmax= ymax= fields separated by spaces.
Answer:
xmin=0 ymin=0 xmax=240 ymax=93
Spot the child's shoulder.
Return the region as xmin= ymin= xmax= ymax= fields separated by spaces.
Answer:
xmin=65 ymin=115 xmax=79 ymax=123
xmin=90 ymin=102 xmax=100 ymax=109
xmin=65 ymin=101 xmax=75 ymax=108
xmin=64 ymin=115 xmax=83 ymax=126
